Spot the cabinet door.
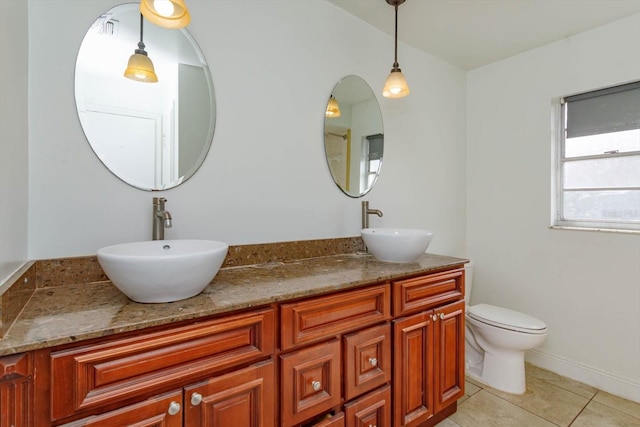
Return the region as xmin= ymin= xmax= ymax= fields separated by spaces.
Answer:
xmin=59 ymin=390 xmax=183 ymax=427
xmin=434 ymin=300 xmax=465 ymax=412
xmin=392 ymin=312 xmax=434 ymax=427
xmin=0 ymin=353 xmax=32 ymax=427
xmin=343 ymin=323 xmax=391 ymax=401
xmin=281 ymin=339 xmax=341 ymax=426
xmin=184 ymin=360 xmax=275 ymax=427
xmin=344 ymin=385 xmax=391 ymax=427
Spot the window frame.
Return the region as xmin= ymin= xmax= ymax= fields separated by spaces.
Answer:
xmin=552 ymin=82 xmax=640 ymax=233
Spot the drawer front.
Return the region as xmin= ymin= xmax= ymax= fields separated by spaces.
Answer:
xmin=344 ymin=385 xmax=391 ymax=427
xmin=280 ymin=339 xmax=341 ymax=426
xmin=343 ymin=323 xmax=391 ymax=401
xmin=60 ymin=390 xmax=183 ymax=427
xmin=392 ymin=269 xmax=464 ymax=316
xmin=281 ymin=284 xmax=390 ymax=350
xmin=50 ymin=307 xmax=275 ymax=421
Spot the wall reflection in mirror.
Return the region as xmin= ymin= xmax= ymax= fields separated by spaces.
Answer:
xmin=324 ymin=76 xmax=383 ymax=198
xmin=75 ymin=4 xmax=216 ymax=191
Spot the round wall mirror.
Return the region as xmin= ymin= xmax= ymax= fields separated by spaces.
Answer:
xmin=324 ymin=76 xmax=383 ymax=198
xmin=75 ymin=4 xmax=216 ymax=191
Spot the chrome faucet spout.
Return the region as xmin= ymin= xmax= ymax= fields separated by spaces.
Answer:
xmin=152 ymin=197 xmax=172 ymax=240
xmin=362 ymin=201 xmax=383 ymax=230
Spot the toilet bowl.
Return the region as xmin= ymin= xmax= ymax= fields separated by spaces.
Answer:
xmin=464 ymin=264 xmax=547 ymax=394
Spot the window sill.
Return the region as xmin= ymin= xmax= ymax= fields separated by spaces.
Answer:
xmin=549 ymin=225 xmax=640 ymax=235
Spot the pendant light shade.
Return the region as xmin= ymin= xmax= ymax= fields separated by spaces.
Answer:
xmin=326 ymin=96 xmax=341 ymax=118
xmin=140 ymin=0 xmax=190 ymax=29
xmin=124 ymin=14 xmax=158 ymax=83
xmin=383 ymin=0 xmax=410 ymax=98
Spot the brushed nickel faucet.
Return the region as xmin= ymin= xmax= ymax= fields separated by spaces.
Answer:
xmin=152 ymin=197 xmax=172 ymax=240
xmin=362 ymin=201 xmax=383 ymax=229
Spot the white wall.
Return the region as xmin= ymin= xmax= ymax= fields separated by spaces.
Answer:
xmin=0 ymin=0 xmax=29 ymax=284
xmin=467 ymin=14 xmax=640 ymax=401
xmin=27 ymin=0 xmax=467 ymax=260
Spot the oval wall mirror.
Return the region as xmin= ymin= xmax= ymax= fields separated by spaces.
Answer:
xmin=324 ymin=76 xmax=383 ymax=198
xmin=75 ymin=4 xmax=216 ymax=191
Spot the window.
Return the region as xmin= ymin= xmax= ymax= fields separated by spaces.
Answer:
xmin=554 ymin=81 xmax=640 ymax=232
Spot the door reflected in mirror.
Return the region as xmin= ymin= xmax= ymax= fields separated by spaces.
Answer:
xmin=324 ymin=76 xmax=383 ymax=198
xmin=75 ymin=4 xmax=216 ymax=191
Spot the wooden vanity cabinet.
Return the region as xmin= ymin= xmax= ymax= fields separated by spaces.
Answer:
xmin=0 ymin=353 xmax=33 ymax=427
xmin=35 ymin=307 xmax=276 ymax=426
xmin=392 ymin=270 xmax=466 ymax=427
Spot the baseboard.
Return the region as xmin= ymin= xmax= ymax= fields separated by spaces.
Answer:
xmin=526 ymin=348 xmax=640 ymax=403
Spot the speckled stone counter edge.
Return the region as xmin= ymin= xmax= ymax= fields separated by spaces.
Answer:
xmin=0 ymin=237 xmax=363 ymax=338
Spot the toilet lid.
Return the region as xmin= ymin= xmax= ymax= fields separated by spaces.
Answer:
xmin=468 ymin=303 xmax=547 ymax=333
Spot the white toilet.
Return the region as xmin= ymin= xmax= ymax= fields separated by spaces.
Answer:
xmin=464 ymin=264 xmax=548 ymax=394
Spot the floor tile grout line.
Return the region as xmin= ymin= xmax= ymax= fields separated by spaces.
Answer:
xmin=567 ymin=392 xmax=597 ymax=426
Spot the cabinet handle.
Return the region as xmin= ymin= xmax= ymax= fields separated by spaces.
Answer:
xmin=191 ymin=392 xmax=203 ymax=406
xmin=312 ymin=380 xmax=321 ymax=391
xmin=432 ymin=314 xmax=438 ymax=321
xmin=167 ymin=401 xmax=181 ymax=416
xmin=369 ymin=357 xmax=378 ymax=367
xmin=439 ymin=313 xmax=445 ymax=320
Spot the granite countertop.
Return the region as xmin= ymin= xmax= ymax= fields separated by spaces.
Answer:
xmin=0 ymin=252 xmax=467 ymax=356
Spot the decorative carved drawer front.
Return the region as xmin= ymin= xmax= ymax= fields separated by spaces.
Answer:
xmin=280 ymin=339 xmax=341 ymax=426
xmin=344 ymin=385 xmax=391 ymax=427
xmin=50 ymin=308 xmax=275 ymax=421
xmin=392 ymin=269 xmax=464 ymax=316
xmin=59 ymin=390 xmax=183 ymax=427
xmin=281 ymin=284 xmax=391 ymax=350
xmin=343 ymin=323 xmax=391 ymax=401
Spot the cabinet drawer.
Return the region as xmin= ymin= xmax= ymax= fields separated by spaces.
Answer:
xmin=60 ymin=390 xmax=183 ymax=427
xmin=281 ymin=284 xmax=390 ymax=350
xmin=344 ymin=385 xmax=391 ymax=427
xmin=392 ymin=269 xmax=464 ymax=316
xmin=281 ymin=339 xmax=341 ymax=426
xmin=343 ymin=323 xmax=391 ymax=401
xmin=50 ymin=307 xmax=275 ymax=421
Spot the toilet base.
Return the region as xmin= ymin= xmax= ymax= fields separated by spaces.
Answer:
xmin=468 ymin=349 xmax=527 ymax=395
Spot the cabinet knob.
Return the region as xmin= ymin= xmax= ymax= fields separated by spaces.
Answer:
xmin=312 ymin=380 xmax=322 ymax=391
xmin=191 ymin=392 xmax=203 ymax=406
xmin=432 ymin=314 xmax=438 ymax=321
xmin=369 ymin=357 xmax=378 ymax=367
xmin=167 ymin=401 xmax=181 ymax=416
xmin=439 ymin=313 xmax=445 ymax=320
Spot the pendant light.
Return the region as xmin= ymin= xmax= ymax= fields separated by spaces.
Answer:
xmin=124 ymin=14 xmax=158 ymax=83
xmin=382 ymin=0 xmax=410 ymax=98
xmin=140 ymin=0 xmax=190 ymax=29
xmin=326 ymin=96 xmax=342 ymax=118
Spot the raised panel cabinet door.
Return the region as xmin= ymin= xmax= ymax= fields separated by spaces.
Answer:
xmin=392 ymin=312 xmax=434 ymax=427
xmin=59 ymin=390 xmax=183 ymax=427
xmin=184 ymin=360 xmax=275 ymax=427
xmin=344 ymin=385 xmax=391 ymax=427
xmin=343 ymin=323 xmax=391 ymax=401
xmin=0 ymin=353 xmax=32 ymax=427
xmin=281 ymin=339 xmax=341 ymax=426
xmin=434 ymin=300 xmax=465 ymax=412
xmin=0 ymin=377 xmax=32 ymax=427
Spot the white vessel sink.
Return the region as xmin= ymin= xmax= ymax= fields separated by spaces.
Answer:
xmin=97 ymin=240 xmax=228 ymax=303
xmin=361 ymin=228 xmax=434 ymax=263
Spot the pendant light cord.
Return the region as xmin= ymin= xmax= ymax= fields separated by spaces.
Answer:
xmin=393 ymin=5 xmax=399 ymax=69
xmin=138 ymin=13 xmax=146 ymax=52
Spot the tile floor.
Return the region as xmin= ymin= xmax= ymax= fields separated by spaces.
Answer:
xmin=439 ymin=364 xmax=640 ymax=427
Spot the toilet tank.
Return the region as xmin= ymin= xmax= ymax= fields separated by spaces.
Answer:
xmin=464 ymin=263 xmax=473 ymax=307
